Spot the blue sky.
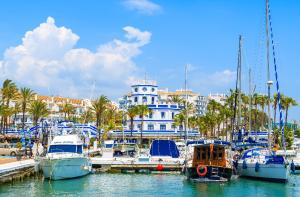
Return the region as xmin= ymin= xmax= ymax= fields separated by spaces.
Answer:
xmin=0 ymin=0 xmax=299 ymax=121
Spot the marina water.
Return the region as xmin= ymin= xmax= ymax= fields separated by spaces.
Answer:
xmin=0 ymin=174 xmax=299 ymax=197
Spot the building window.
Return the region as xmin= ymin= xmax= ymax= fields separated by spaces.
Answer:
xmin=160 ymin=124 xmax=166 ymax=131
xmin=142 ymin=87 xmax=147 ymax=92
xmin=161 ymin=112 xmax=165 ymax=119
xmin=134 ymin=97 xmax=138 ymax=102
xmin=171 ymin=112 xmax=174 ymax=119
xmin=179 ymin=125 xmax=183 ymax=131
xmin=137 ymin=124 xmax=141 ymax=130
xmin=149 ymin=112 xmax=153 ymax=119
xmin=151 ymin=88 xmax=155 ymax=92
xmin=148 ymin=124 xmax=154 ymax=131
xmin=151 ymin=97 xmax=155 ymax=104
xmin=142 ymin=96 xmax=147 ymax=103
xmin=134 ymin=87 xmax=138 ymax=92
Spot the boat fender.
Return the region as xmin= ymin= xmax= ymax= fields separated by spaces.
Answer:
xmin=196 ymin=165 xmax=208 ymax=177
xmin=156 ymin=164 xmax=164 ymax=171
xmin=242 ymin=160 xmax=247 ymax=169
xmin=255 ymin=162 xmax=259 ymax=172
xmin=291 ymin=161 xmax=295 ymax=174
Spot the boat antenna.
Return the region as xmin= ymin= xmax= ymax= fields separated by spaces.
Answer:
xmin=266 ymin=0 xmax=273 ymax=151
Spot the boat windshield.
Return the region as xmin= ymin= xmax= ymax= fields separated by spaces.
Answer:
xmin=48 ymin=145 xmax=83 ymax=154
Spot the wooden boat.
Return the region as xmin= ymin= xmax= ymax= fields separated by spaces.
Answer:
xmin=185 ymin=140 xmax=233 ymax=183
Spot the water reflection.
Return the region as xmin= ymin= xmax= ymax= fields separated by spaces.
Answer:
xmin=0 ymin=174 xmax=299 ymax=197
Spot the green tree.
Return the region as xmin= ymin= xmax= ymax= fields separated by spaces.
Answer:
xmin=79 ymin=109 xmax=95 ymax=124
xmin=272 ymin=93 xmax=279 ymax=124
xmin=136 ymin=105 xmax=151 ymax=144
xmin=60 ymin=103 xmax=75 ymax=120
xmin=19 ymin=87 xmax=35 ymax=131
xmin=127 ymin=106 xmax=139 ymax=136
xmin=1 ymin=79 xmax=18 ymax=106
xmin=167 ymin=95 xmax=184 ymax=107
xmin=281 ymin=96 xmax=298 ymax=124
xmin=92 ymin=95 xmax=109 ymax=129
xmin=0 ymin=79 xmax=18 ymax=132
xmin=28 ymin=100 xmax=49 ymax=126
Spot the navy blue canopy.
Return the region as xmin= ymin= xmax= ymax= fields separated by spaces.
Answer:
xmin=150 ymin=140 xmax=180 ymax=158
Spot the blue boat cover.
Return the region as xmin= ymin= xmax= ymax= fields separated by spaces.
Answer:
xmin=150 ymin=140 xmax=180 ymax=158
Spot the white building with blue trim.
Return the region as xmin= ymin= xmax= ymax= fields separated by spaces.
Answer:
xmin=115 ymin=80 xmax=199 ymax=140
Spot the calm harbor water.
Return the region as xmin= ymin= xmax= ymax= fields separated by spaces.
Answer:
xmin=0 ymin=173 xmax=299 ymax=197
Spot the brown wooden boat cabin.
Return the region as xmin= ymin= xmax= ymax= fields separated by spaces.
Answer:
xmin=186 ymin=140 xmax=232 ymax=181
xmin=192 ymin=143 xmax=227 ymax=168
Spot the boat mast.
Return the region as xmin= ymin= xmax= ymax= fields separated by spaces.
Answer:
xmin=237 ymin=35 xmax=242 ymax=132
xmin=231 ymin=35 xmax=242 ymax=142
xmin=184 ymin=64 xmax=188 ymax=171
xmin=266 ymin=0 xmax=273 ymax=150
xmin=184 ymin=64 xmax=188 ymax=141
xmin=248 ymin=68 xmax=252 ymax=134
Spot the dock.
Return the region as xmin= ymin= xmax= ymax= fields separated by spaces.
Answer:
xmin=0 ymin=159 xmax=36 ymax=184
xmin=91 ymin=157 xmax=183 ymax=173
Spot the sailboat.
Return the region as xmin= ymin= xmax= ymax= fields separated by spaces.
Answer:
xmin=237 ymin=0 xmax=289 ymax=183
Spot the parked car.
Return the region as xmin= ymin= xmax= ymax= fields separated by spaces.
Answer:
xmin=0 ymin=143 xmax=19 ymax=156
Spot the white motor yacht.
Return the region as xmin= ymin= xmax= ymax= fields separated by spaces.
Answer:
xmin=40 ymin=135 xmax=91 ymax=180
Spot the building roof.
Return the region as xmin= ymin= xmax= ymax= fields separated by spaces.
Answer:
xmin=158 ymin=89 xmax=199 ymax=97
xmin=36 ymin=95 xmax=89 ymax=106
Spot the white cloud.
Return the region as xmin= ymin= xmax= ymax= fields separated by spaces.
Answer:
xmin=1 ymin=17 xmax=151 ymax=98
xmin=189 ymin=69 xmax=236 ymax=94
xmin=208 ymin=69 xmax=236 ymax=86
xmin=123 ymin=0 xmax=162 ymax=15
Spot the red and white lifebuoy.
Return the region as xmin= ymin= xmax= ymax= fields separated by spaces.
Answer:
xmin=196 ymin=165 xmax=208 ymax=177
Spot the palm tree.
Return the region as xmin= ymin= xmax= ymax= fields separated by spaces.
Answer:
xmin=0 ymin=105 xmax=14 ymax=133
xmin=252 ymin=93 xmax=259 ymax=130
xmin=19 ymin=87 xmax=35 ymax=132
xmin=28 ymin=100 xmax=49 ymax=156
xmin=1 ymin=79 xmax=18 ymax=106
xmin=173 ymin=112 xmax=185 ymax=137
xmin=92 ymin=95 xmax=109 ymax=128
xmin=0 ymin=79 xmax=18 ymax=132
xmin=92 ymin=95 xmax=109 ymax=139
xmin=60 ymin=103 xmax=75 ymax=120
xmin=188 ymin=116 xmax=198 ymax=131
xmin=127 ymin=106 xmax=139 ymax=136
xmin=281 ymin=96 xmax=298 ymax=124
xmin=136 ymin=105 xmax=151 ymax=144
xmin=207 ymin=100 xmax=222 ymax=136
xmin=167 ymin=95 xmax=184 ymax=107
xmin=29 ymin=100 xmax=49 ymax=126
xmin=273 ymin=93 xmax=279 ymax=125
xmin=79 ymin=109 xmax=95 ymax=124
xmin=12 ymin=102 xmax=21 ymax=126
xmin=257 ymin=94 xmax=268 ymax=129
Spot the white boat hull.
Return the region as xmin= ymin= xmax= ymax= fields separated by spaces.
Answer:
xmin=238 ymin=160 xmax=289 ymax=182
xmin=40 ymin=157 xmax=91 ymax=180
